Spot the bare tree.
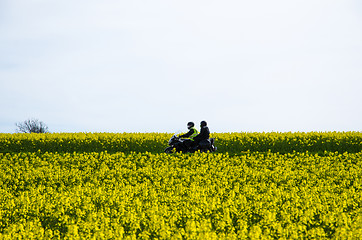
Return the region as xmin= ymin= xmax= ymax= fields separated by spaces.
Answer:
xmin=15 ymin=118 xmax=49 ymax=133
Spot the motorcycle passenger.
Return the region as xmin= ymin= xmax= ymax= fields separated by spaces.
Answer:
xmin=193 ymin=121 xmax=210 ymax=147
xmin=179 ymin=122 xmax=198 ymax=149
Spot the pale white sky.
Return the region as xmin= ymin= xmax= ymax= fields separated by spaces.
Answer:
xmin=1 ymin=0 xmax=361 ymax=133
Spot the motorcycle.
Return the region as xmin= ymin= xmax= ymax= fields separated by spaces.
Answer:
xmin=164 ymin=133 xmax=217 ymax=153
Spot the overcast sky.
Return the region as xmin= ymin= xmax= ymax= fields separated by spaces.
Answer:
xmin=1 ymin=0 xmax=361 ymax=133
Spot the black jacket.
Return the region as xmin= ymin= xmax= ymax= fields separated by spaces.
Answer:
xmin=193 ymin=126 xmax=210 ymax=143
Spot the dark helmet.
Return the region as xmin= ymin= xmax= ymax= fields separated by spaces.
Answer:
xmin=200 ymin=121 xmax=207 ymax=127
xmin=187 ymin=122 xmax=195 ymax=129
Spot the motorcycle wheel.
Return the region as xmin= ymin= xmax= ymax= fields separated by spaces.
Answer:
xmin=164 ymin=147 xmax=175 ymax=153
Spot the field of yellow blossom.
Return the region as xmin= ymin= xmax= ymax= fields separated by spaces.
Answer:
xmin=0 ymin=132 xmax=361 ymax=239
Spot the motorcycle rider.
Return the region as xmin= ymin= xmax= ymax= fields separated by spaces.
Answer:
xmin=193 ymin=121 xmax=210 ymax=146
xmin=178 ymin=122 xmax=198 ymax=149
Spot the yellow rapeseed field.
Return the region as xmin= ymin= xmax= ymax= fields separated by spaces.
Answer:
xmin=0 ymin=132 xmax=361 ymax=239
